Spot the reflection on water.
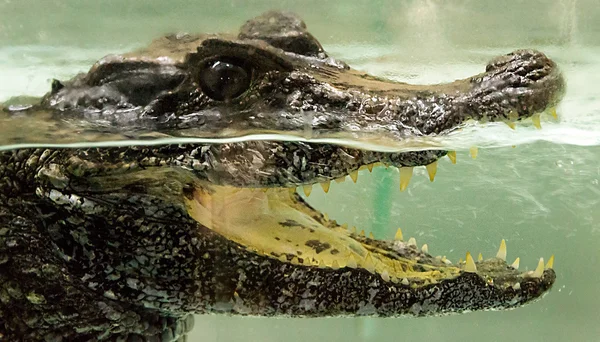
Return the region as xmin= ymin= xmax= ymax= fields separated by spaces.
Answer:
xmin=2 ymin=45 xmax=600 ymax=154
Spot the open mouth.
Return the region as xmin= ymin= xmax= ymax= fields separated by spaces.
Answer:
xmin=183 ymin=150 xmax=556 ymax=316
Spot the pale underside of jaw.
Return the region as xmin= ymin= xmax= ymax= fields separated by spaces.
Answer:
xmin=184 ymin=162 xmax=554 ymax=289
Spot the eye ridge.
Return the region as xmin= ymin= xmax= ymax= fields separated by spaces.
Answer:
xmin=198 ymin=56 xmax=253 ymax=102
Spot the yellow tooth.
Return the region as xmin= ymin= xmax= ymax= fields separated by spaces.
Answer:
xmin=513 ymin=283 xmax=521 ymax=290
xmin=351 ymin=226 xmax=357 ymax=234
xmin=401 ymin=278 xmax=410 ymax=286
xmin=399 ymin=167 xmax=414 ymax=191
xmin=425 ymin=161 xmax=438 ymax=182
xmin=323 ymin=213 xmax=330 ymax=222
xmin=279 ymin=254 xmax=287 ymax=263
xmin=532 ymin=113 xmax=542 ymax=129
xmin=331 ymin=260 xmax=340 ymax=270
xmin=546 ymin=255 xmax=555 ymax=269
xmin=407 ymin=237 xmax=417 ymax=247
xmin=318 ymin=259 xmax=326 ymax=268
xmin=302 ymin=185 xmax=312 ymax=197
xmin=469 ymin=146 xmax=479 ymax=159
xmin=334 ymin=176 xmax=346 ymax=183
xmin=531 ymin=258 xmax=545 ymax=278
xmin=368 ymin=232 xmax=375 ymax=239
xmin=363 ymin=253 xmax=376 ymax=273
xmin=359 ymin=230 xmax=366 ymax=237
xmin=504 ymin=120 xmax=516 ymax=130
xmin=508 ymin=111 xmax=519 ymax=121
xmin=549 ymin=107 xmax=558 ymax=119
xmin=346 ymin=256 xmax=358 ymax=269
xmin=381 ymin=270 xmax=390 ymax=282
xmin=464 ymin=252 xmax=477 ymax=273
xmin=291 ymin=257 xmax=300 ymax=265
xmin=349 ymin=170 xmax=359 ymax=183
xmin=320 ymin=181 xmax=331 ymax=193
xmin=288 ymin=188 xmax=297 ymax=196
xmin=496 ymin=239 xmax=507 ymax=261
xmin=478 ymin=253 xmax=483 ymax=261
xmin=511 ymin=257 xmax=520 ymax=269
xmin=394 ymin=228 xmax=403 ymax=241
xmin=367 ymin=163 xmax=374 ymax=172
xmin=421 ymin=244 xmax=429 ymax=254
xmin=447 ymin=151 xmax=457 ymax=164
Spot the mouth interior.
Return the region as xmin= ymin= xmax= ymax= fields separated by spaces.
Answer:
xmin=185 ymin=176 xmax=466 ymax=285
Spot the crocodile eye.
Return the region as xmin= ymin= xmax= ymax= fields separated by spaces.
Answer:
xmin=198 ymin=59 xmax=252 ymax=101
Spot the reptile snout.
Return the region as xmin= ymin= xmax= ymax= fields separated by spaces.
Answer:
xmin=485 ymin=49 xmax=556 ymax=86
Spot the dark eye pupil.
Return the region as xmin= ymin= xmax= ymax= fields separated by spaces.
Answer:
xmin=199 ymin=60 xmax=251 ymax=101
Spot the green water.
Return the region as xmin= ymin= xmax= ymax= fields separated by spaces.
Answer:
xmin=1 ymin=1 xmax=599 ymax=341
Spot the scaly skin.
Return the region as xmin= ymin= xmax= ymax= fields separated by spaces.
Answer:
xmin=0 ymin=11 xmax=563 ymax=341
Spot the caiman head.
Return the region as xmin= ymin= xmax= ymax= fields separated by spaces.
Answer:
xmin=1 ymin=10 xmax=564 ymax=341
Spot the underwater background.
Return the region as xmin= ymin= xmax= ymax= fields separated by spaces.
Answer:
xmin=1 ymin=1 xmax=599 ymax=341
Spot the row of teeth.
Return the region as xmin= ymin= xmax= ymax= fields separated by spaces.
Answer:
xmin=298 ymin=108 xmax=558 ymax=196
xmin=502 ymin=106 xmax=558 ymax=130
xmin=460 ymin=238 xmax=555 ymax=278
xmin=296 ymin=224 xmax=554 ymax=281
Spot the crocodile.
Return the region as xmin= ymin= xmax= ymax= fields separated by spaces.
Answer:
xmin=0 ymin=11 xmax=564 ymax=342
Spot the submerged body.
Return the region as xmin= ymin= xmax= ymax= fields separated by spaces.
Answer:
xmin=0 ymin=11 xmax=563 ymax=341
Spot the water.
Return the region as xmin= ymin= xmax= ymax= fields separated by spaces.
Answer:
xmin=1 ymin=1 xmax=599 ymax=341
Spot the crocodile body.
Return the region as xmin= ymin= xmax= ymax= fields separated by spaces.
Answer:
xmin=0 ymin=11 xmax=564 ymax=341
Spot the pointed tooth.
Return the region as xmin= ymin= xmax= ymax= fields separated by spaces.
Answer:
xmin=496 ymin=239 xmax=507 ymax=261
xmin=399 ymin=167 xmax=414 ymax=191
xmin=546 ymin=255 xmax=554 ymax=269
xmin=477 ymin=253 xmax=483 ymax=262
xmin=323 ymin=213 xmax=330 ymax=221
xmin=464 ymin=252 xmax=477 ymax=273
xmin=401 ymin=278 xmax=409 ymax=286
xmin=367 ymin=163 xmax=374 ymax=172
xmin=511 ymin=257 xmax=520 ymax=270
xmin=469 ymin=146 xmax=478 ymax=159
xmin=394 ymin=228 xmax=403 ymax=241
xmin=334 ymin=176 xmax=346 ymax=183
xmin=508 ymin=111 xmax=519 ymax=121
xmin=363 ymin=253 xmax=376 ymax=273
xmin=319 ymin=181 xmax=331 ymax=193
xmin=421 ymin=244 xmax=429 ymax=254
xmin=447 ymin=151 xmax=457 ymax=164
xmin=349 ymin=170 xmax=359 ymax=183
xmin=381 ymin=270 xmax=390 ymax=282
xmin=359 ymin=230 xmax=366 ymax=237
xmin=279 ymin=254 xmax=288 ymax=263
xmin=504 ymin=120 xmax=516 ymax=130
xmin=331 ymin=260 xmax=340 ymax=270
xmin=368 ymin=232 xmax=375 ymax=239
xmin=531 ymin=258 xmax=545 ymax=278
xmin=302 ymin=185 xmax=313 ymax=197
xmin=512 ymin=283 xmax=521 ymax=290
xmin=549 ymin=107 xmax=558 ymax=119
xmin=351 ymin=226 xmax=357 ymax=234
xmin=288 ymin=188 xmax=297 ymax=196
xmin=291 ymin=257 xmax=300 ymax=265
xmin=425 ymin=161 xmax=438 ymax=182
xmin=407 ymin=237 xmax=417 ymax=247
xmin=318 ymin=259 xmax=326 ymax=268
xmin=340 ymin=222 xmax=348 ymax=229
xmin=346 ymin=256 xmax=358 ymax=269
xmin=532 ymin=113 xmax=542 ymax=129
